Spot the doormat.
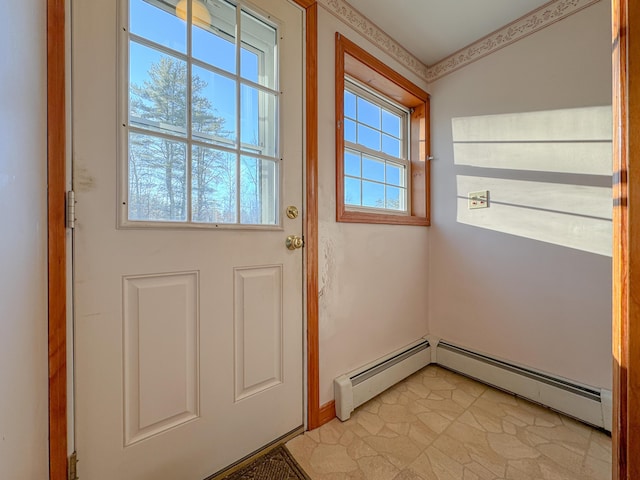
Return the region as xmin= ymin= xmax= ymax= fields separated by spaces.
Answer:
xmin=221 ymin=445 xmax=311 ymax=480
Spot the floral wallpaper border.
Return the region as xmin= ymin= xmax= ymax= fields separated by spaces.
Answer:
xmin=318 ymin=0 xmax=428 ymax=78
xmin=317 ymin=0 xmax=602 ymax=83
xmin=426 ymin=0 xmax=602 ymax=81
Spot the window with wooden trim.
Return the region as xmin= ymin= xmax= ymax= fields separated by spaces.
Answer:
xmin=335 ymin=33 xmax=430 ymax=226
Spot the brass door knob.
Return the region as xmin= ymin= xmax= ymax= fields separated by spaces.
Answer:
xmin=286 ymin=235 xmax=304 ymax=250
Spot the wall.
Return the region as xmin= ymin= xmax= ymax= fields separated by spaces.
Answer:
xmin=317 ymin=6 xmax=430 ymax=405
xmin=429 ymin=0 xmax=613 ymax=389
xmin=0 ymin=0 xmax=49 ymax=478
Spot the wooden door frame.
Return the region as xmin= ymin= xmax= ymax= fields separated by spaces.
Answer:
xmin=48 ymin=0 xmax=67 ymax=479
xmin=48 ymin=0 xmax=637 ymax=479
xmin=612 ymin=0 xmax=639 ymax=478
xmin=46 ymin=0 xmax=319 ymax=479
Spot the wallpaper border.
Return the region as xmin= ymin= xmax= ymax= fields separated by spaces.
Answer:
xmin=426 ymin=0 xmax=603 ymax=81
xmin=317 ymin=0 xmax=428 ymax=79
xmin=317 ymin=0 xmax=602 ymax=83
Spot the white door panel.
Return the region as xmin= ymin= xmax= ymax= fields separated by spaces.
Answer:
xmin=73 ymin=0 xmax=304 ymax=478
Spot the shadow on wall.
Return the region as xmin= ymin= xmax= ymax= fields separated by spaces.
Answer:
xmin=452 ymin=106 xmax=613 ymax=257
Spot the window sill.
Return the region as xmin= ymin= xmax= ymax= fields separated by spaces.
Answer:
xmin=337 ymin=208 xmax=430 ymax=226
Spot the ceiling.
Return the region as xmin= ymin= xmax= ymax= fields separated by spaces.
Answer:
xmin=344 ymin=0 xmax=554 ymax=65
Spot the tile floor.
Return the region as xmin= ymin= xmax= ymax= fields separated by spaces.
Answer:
xmin=287 ymin=365 xmax=611 ymax=480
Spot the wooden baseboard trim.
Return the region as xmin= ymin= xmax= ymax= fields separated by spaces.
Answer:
xmin=317 ymin=400 xmax=336 ymax=428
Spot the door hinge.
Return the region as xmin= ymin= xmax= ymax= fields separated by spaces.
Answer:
xmin=68 ymin=451 xmax=78 ymax=480
xmin=66 ymin=191 xmax=76 ymax=229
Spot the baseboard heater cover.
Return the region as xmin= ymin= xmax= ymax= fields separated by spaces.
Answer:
xmin=437 ymin=341 xmax=612 ymax=431
xmin=334 ymin=338 xmax=431 ymax=421
xmin=332 ymin=338 xmax=611 ymax=431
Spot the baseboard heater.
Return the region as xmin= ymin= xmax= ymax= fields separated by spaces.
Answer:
xmin=436 ymin=341 xmax=612 ymax=431
xmin=334 ymin=338 xmax=431 ymax=420
xmin=333 ymin=338 xmax=611 ymax=431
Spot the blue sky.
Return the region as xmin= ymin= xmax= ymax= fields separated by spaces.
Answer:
xmin=129 ymin=0 xmax=259 ymax=145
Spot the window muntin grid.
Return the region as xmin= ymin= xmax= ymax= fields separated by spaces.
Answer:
xmin=343 ymin=78 xmax=409 ymax=213
xmin=122 ymin=0 xmax=281 ymax=227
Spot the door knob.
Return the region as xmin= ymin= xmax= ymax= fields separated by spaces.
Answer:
xmin=286 ymin=235 xmax=304 ymax=250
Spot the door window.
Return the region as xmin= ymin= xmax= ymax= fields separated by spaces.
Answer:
xmin=123 ymin=0 xmax=280 ymax=226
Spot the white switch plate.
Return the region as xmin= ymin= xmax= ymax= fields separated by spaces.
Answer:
xmin=468 ymin=190 xmax=489 ymax=209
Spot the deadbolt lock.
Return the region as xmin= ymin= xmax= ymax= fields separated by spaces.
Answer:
xmin=286 ymin=235 xmax=304 ymax=250
xmin=286 ymin=206 xmax=299 ymax=219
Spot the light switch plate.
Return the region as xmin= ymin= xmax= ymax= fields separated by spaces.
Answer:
xmin=468 ymin=190 xmax=489 ymax=209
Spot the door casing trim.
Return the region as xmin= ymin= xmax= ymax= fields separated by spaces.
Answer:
xmin=48 ymin=0 xmax=68 ymax=479
xmin=612 ymin=0 xmax=640 ymax=477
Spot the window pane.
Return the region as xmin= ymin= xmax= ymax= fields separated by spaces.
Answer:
xmin=129 ymin=42 xmax=187 ymax=137
xmin=241 ymin=10 xmax=277 ymax=89
xmin=357 ymin=124 xmax=381 ymax=151
xmin=241 ymin=48 xmax=259 ymax=84
xmin=126 ymin=1 xmax=283 ymax=227
xmin=344 ymin=91 xmax=356 ymax=119
xmin=357 ymin=97 xmax=381 ymax=129
xmin=385 ymin=186 xmax=404 ymax=210
xmin=192 ymin=66 xmax=236 ymax=146
xmin=192 ymin=0 xmax=237 ymax=73
xmin=240 ymin=156 xmax=278 ymax=224
xmin=240 ymin=86 xmax=278 ymax=157
xmin=382 ymin=110 xmax=401 ymax=138
xmin=382 ymin=134 xmax=401 ymax=157
xmin=130 ymin=0 xmax=186 ymax=53
xmin=344 ymin=150 xmax=361 ymax=177
xmin=344 ymin=119 xmax=356 ymax=143
xmin=386 ymin=163 xmax=405 ymax=187
xmin=344 ymin=177 xmax=361 ymax=206
xmin=192 ymin=146 xmax=237 ymax=223
xmin=362 ymin=156 xmax=384 ymax=182
xmin=362 ymin=181 xmax=384 ymax=208
xmin=128 ymin=132 xmax=187 ymax=221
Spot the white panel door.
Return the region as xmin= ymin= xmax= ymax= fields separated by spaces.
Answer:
xmin=72 ymin=1 xmax=304 ymax=478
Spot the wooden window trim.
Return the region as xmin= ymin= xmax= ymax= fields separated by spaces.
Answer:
xmin=335 ymin=33 xmax=430 ymax=226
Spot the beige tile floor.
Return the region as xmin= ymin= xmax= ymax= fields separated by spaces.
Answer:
xmin=287 ymin=365 xmax=611 ymax=480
